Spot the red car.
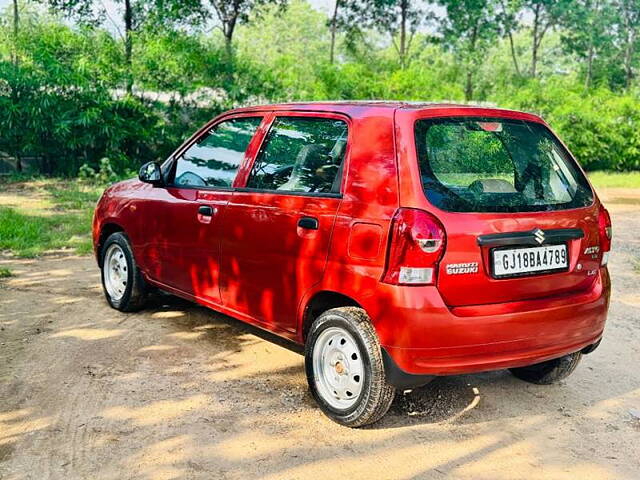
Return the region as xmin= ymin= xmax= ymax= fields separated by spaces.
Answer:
xmin=93 ymin=102 xmax=611 ymax=427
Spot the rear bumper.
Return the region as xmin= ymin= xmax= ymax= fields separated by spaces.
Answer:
xmin=375 ymin=269 xmax=610 ymax=376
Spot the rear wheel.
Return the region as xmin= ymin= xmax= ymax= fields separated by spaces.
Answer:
xmin=305 ymin=307 xmax=395 ymax=427
xmin=100 ymin=232 xmax=147 ymax=312
xmin=509 ymin=352 xmax=582 ymax=385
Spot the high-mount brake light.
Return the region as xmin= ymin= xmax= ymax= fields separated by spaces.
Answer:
xmin=382 ymin=208 xmax=446 ymax=285
xmin=598 ymin=206 xmax=612 ymax=266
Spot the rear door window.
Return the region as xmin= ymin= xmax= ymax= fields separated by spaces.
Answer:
xmin=173 ymin=117 xmax=262 ymax=188
xmin=246 ymin=116 xmax=348 ymax=194
xmin=415 ymin=117 xmax=593 ymax=212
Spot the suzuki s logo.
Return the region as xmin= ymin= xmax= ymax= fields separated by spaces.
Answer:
xmin=533 ymin=228 xmax=545 ymax=245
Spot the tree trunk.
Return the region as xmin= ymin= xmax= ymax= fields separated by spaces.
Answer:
xmin=12 ymin=0 xmax=22 ymax=173
xmin=399 ymin=0 xmax=407 ymax=68
xmin=12 ymin=0 xmax=19 ymax=65
xmin=124 ymin=0 xmax=133 ymax=93
xmin=499 ymin=0 xmax=520 ymax=76
xmin=624 ymin=37 xmax=633 ymax=90
xmin=507 ymin=30 xmax=521 ymax=76
xmin=329 ymin=0 xmax=340 ymax=64
xmin=586 ymin=43 xmax=594 ymax=88
xmin=465 ymin=25 xmax=479 ymax=102
xmin=531 ymin=5 xmax=539 ymax=77
xmin=465 ymin=70 xmax=474 ymax=101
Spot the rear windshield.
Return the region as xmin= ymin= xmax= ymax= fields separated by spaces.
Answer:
xmin=415 ymin=117 xmax=593 ymax=212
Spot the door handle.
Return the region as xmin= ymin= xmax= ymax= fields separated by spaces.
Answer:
xmin=197 ymin=205 xmax=216 ymax=224
xmin=298 ymin=216 xmax=319 ymax=230
xmin=198 ymin=205 xmax=214 ymax=216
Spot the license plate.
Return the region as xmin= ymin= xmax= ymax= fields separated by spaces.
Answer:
xmin=492 ymin=244 xmax=568 ymax=278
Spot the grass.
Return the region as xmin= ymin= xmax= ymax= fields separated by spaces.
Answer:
xmin=0 ymin=179 xmax=104 ymax=257
xmin=587 ymin=171 xmax=640 ymax=189
xmin=0 ymin=267 xmax=12 ymax=278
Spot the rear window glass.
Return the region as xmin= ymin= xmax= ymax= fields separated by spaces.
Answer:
xmin=415 ymin=117 xmax=593 ymax=212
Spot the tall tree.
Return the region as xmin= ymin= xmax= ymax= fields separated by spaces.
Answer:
xmin=520 ymin=0 xmax=569 ymax=77
xmin=209 ymin=0 xmax=287 ymax=54
xmin=10 ymin=0 xmax=22 ymax=171
xmin=613 ymin=0 xmax=640 ymax=89
xmin=338 ymin=0 xmax=428 ymax=68
xmin=329 ymin=0 xmax=343 ymax=63
xmin=497 ymin=0 xmax=522 ymax=76
xmin=561 ymin=0 xmax=616 ymax=88
xmin=438 ymin=0 xmax=499 ymax=100
xmin=41 ymin=0 xmax=201 ymax=93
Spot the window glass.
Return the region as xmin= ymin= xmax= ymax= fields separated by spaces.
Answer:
xmin=174 ymin=117 xmax=262 ymax=188
xmin=246 ymin=117 xmax=348 ymax=194
xmin=415 ymin=117 xmax=593 ymax=212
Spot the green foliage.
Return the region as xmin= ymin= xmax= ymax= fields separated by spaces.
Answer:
xmin=1 ymin=0 xmax=640 ymax=176
xmin=0 ymin=267 xmax=13 ymax=278
xmin=78 ymin=157 xmax=124 ymax=184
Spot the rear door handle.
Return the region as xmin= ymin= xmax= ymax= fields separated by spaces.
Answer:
xmin=298 ymin=216 xmax=319 ymax=230
xmin=198 ymin=205 xmax=214 ymax=216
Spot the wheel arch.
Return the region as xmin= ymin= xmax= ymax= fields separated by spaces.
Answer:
xmin=96 ymin=222 xmax=125 ymax=266
xmin=300 ymin=290 xmax=363 ymax=342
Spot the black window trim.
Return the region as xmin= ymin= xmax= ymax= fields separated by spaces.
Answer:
xmin=240 ymin=112 xmax=351 ymax=199
xmin=233 ymin=187 xmax=342 ymax=199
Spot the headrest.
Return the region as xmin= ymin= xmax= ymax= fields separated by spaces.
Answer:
xmin=468 ymin=178 xmax=517 ymax=193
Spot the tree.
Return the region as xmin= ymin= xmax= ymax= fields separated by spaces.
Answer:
xmin=497 ymin=0 xmax=522 ymax=76
xmin=613 ymin=0 xmax=640 ymax=89
xmin=11 ymin=0 xmax=21 ymax=171
xmin=209 ymin=0 xmax=287 ymax=53
xmin=329 ymin=0 xmax=343 ymax=63
xmin=338 ymin=0 xmax=429 ymax=68
xmin=561 ymin=0 xmax=616 ymax=88
xmin=520 ymin=0 xmax=570 ymax=77
xmin=437 ymin=0 xmax=499 ymax=100
xmin=41 ymin=0 xmax=201 ymax=92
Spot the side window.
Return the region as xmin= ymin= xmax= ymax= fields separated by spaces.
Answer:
xmin=173 ymin=117 xmax=262 ymax=188
xmin=246 ymin=117 xmax=348 ymax=194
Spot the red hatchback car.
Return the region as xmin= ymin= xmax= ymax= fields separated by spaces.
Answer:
xmin=93 ymin=102 xmax=611 ymax=426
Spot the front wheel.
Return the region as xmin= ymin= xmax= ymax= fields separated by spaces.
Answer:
xmin=509 ymin=351 xmax=582 ymax=385
xmin=305 ymin=307 xmax=395 ymax=427
xmin=100 ymin=232 xmax=147 ymax=312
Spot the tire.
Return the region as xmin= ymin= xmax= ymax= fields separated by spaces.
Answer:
xmin=305 ymin=307 xmax=396 ymax=427
xmin=100 ymin=232 xmax=147 ymax=312
xmin=509 ymin=352 xmax=582 ymax=385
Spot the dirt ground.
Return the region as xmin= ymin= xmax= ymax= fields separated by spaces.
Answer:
xmin=1 ymin=189 xmax=639 ymax=480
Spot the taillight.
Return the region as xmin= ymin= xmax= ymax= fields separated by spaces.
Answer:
xmin=598 ymin=206 xmax=612 ymax=266
xmin=382 ymin=208 xmax=446 ymax=285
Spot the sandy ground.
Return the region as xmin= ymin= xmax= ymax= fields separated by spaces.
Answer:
xmin=1 ymin=189 xmax=639 ymax=480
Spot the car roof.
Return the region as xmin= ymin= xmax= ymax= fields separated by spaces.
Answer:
xmin=229 ymin=101 xmax=543 ymax=122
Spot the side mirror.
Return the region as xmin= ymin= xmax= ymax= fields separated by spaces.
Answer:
xmin=138 ymin=161 xmax=163 ymax=186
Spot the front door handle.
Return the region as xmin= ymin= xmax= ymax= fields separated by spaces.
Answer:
xmin=198 ymin=205 xmax=214 ymax=216
xmin=197 ymin=205 xmax=216 ymax=224
xmin=298 ymin=216 xmax=319 ymax=230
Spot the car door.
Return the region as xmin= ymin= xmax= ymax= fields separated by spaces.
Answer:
xmin=219 ymin=112 xmax=349 ymax=334
xmin=140 ymin=114 xmax=265 ymax=304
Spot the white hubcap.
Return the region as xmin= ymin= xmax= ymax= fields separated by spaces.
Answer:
xmin=104 ymin=244 xmax=128 ymax=301
xmin=312 ymin=326 xmax=365 ymax=410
